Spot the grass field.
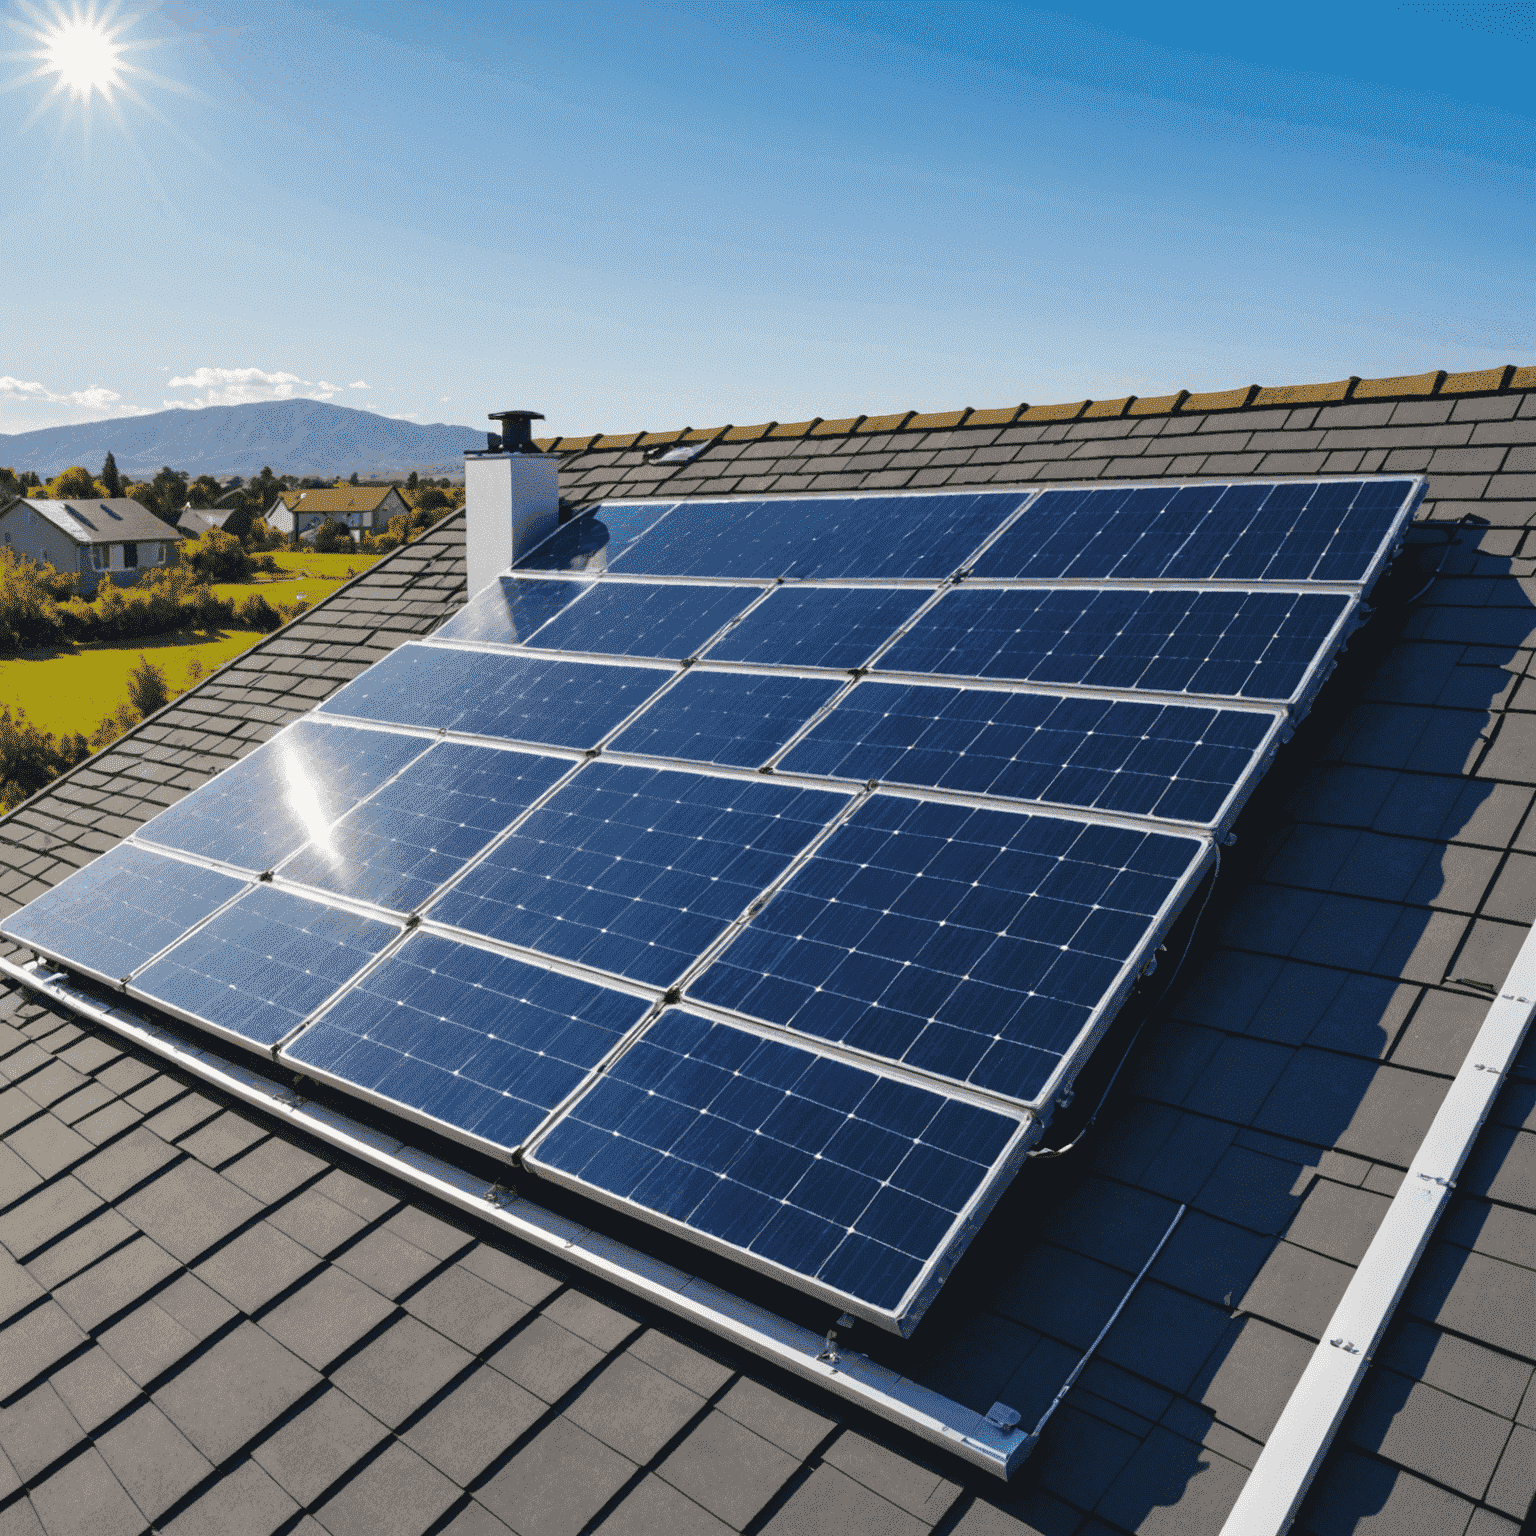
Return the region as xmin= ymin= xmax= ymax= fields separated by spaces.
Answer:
xmin=0 ymin=549 xmax=385 ymax=740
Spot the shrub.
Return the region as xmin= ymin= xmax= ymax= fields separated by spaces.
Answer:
xmin=182 ymin=527 xmax=255 ymax=583
xmin=373 ymin=533 xmax=401 ymax=553
xmin=234 ymin=592 xmax=282 ymax=632
xmin=0 ymin=707 xmax=89 ymax=812
xmin=88 ymin=701 xmax=140 ymax=753
xmin=0 ymin=548 xmax=75 ymax=652
xmin=313 ymin=517 xmax=353 ymax=553
xmin=125 ymin=656 xmax=170 ymax=717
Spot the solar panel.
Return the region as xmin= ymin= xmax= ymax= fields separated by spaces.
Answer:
xmin=779 ymin=681 xmax=1276 ymax=828
xmin=687 ymin=795 xmax=1206 ymax=1101
xmin=525 ymin=1007 xmax=1030 ymax=1329
xmin=137 ymin=720 xmax=429 ymax=873
xmin=278 ymin=742 xmax=572 ymax=914
xmin=428 ymin=762 xmax=850 ymax=987
xmin=131 ymin=884 xmax=400 ymax=1051
xmin=607 ymin=670 xmax=845 ymax=769
xmin=281 ymin=932 xmax=652 ymax=1157
xmin=878 ymin=587 xmax=1353 ymax=703
xmin=4 ymin=475 xmax=1423 ymax=1332
xmin=318 ymin=643 xmax=670 ymax=748
xmin=4 ymin=843 xmax=246 ymax=987
xmin=703 ymin=586 xmax=930 ymax=669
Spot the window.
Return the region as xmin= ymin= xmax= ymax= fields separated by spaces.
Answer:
xmin=123 ymin=542 xmax=138 ymax=568
xmin=91 ymin=544 xmax=109 ymax=571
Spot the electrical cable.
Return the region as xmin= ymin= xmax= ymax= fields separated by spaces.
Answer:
xmin=1401 ymin=514 xmax=1472 ymax=607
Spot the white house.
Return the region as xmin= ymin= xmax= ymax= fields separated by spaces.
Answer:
xmin=266 ymin=485 xmax=412 ymax=542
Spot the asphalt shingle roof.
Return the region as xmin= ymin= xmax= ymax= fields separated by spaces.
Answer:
xmin=1 ymin=370 xmax=1534 ymax=1536
xmin=10 ymin=499 xmax=184 ymax=548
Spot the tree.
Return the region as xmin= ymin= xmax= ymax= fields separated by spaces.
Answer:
xmin=129 ymin=466 xmax=189 ymax=524
xmin=182 ymin=527 xmax=254 ymax=583
xmin=100 ymin=452 xmax=122 ymax=498
xmin=221 ymin=503 xmax=255 ymax=542
xmin=415 ymin=486 xmax=449 ymax=514
xmin=348 ymin=471 xmax=359 ymax=486
xmin=406 ymin=471 xmax=418 ymax=491
xmin=125 ymin=656 xmax=170 ymax=717
xmin=187 ymin=475 xmax=223 ymax=508
xmin=47 ymin=466 xmax=101 ymax=501
xmin=313 ymin=516 xmax=353 ymax=553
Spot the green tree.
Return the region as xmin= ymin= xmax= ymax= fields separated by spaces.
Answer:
xmin=19 ymin=472 xmax=40 ymax=489
xmin=100 ymin=452 xmax=122 ymax=497
xmin=313 ymin=516 xmax=353 ymax=553
xmin=187 ymin=475 xmax=223 ymax=508
xmin=414 ymin=486 xmax=450 ymax=514
xmin=182 ymin=527 xmax=254 ymax=583
xmin=348 ymin=471 xmax=359 ymax=486
xmin=47 ymin=465 xmax=101 ymax=500
xmin=221 ymin=503 xmax=255 ymax=542
xmin=406 ymin=471 xmax=418 ymax=491
xmin=0 ymin=706 xmax=90 ymax=811
xmin=129 ymin=466 xmax=189 ymax=524
xmin=125 ymin=656 xmax=170 ymax=717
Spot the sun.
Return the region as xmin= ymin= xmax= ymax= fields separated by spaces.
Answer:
xmin=42 ymin=16 xmax=121 ymax=98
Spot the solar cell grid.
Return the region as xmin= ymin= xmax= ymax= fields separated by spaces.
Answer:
xmin=688 ymin=794 xmax=1205 ymax=1103
xmin=433 ymin=574 xmax=589 ymax=647
xmin=137 ymin=720 xmax=428 ymax=873
xmin=283 ymin=931 xmax=652 ymax=1155
xmin=608 ymin=670 xmax=844 ymax=769
xmin=132 ymin=884 xmax=400 ymax=1051
xmin=520 ymin=580 xmax=761 ymax=660
xmin=318 ymin=643 xmax=670 ymax=748
xmin=528 ymin=1007 xmax=1024 ymax=1324
xmin=975 ymin=478 xmax=1415 ymax=584
xmin=429 ymin=761 xmax=850 ymax=986
xmin=2 ymin=843 xmax=246 ymax=984
xmin=517 ymin=502 xmax=678 ymax=573
xmin=279 ymin=742 xmax=571 ymax=913
xmin=702 ymin=586 xmax=930 ymax=670
xmin=880 ymin=587 xmax=1352 ymax=702
xmin=781 ymin=680 xmax=1274 ymax=826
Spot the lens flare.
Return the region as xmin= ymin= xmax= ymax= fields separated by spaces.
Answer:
xmin=43 ymin=17 xmax=121 ymax=97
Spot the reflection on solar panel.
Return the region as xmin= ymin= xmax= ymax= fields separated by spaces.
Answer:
xmin=688 ymin=798 xmax=1204 ymax=1100
xmin=434 ymin=575 xmax=588 ymax=646
xmin=138 ymin=720 xmax=427 ymax=873
xmin=879 ymin=587 xmax=1352 ymax=702
xmin=704 ymin=586 xmax=929 ymax=669
xmin=4 ymin=476 xmax=1422 ymax=1330
xmin=430 ymin=762 xmax=849 ymax=986
xmin=280 ymin=743 xmax=571 ymax=913
xmin=319 ymin=643 xmax=668 ymax=747
xmin=527 ymin=1008 xmax=1028 ymax=1324
xmin=282 ymin=932 xmax=652 ymax=1156
xmin=608 ymin=671 xmax=844 ymax=769
xmin=780 ymin=681 xmax=1275 ymax=826
xmin=520 ymin=581 xmax=760 ymax=660
xmin=132 ymin=885 xmax=399 ymax=1050
xmin=5 ymin=843 xmax=245 ymax=985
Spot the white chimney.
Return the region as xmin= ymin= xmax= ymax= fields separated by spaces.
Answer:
xmin=464 ymin=409 xmax=559 ymax=597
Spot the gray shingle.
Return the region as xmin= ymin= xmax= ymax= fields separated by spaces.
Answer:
xmin=249 ymin=1387 xmax=387 ymax=1507
xmin=656 ymin=1410 xmax=798 ymax=1529
xmin=475 ymin=1417 xmax=636 ymax=1536
xmin=329 ymin=1314 xmax=474 ymax=1428
xmin=309 ymin=1440 xmax=459 ymax=1536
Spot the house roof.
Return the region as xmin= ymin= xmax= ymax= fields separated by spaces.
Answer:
xmin=0 ymin=369 xmax=1533 ymax=1536
xmin=8 ymin=498 xmax=184 ymax=547
xmin=272 ymin=486 xmax=400 ymax=516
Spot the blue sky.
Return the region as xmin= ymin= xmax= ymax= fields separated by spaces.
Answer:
xmin=2 ymin=0 xmax=1531 ymax=438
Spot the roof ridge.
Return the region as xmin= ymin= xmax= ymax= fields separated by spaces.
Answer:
xmin=541 ymin=362 xmax=1533 ymax=451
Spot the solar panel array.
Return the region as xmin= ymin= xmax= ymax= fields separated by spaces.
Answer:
xmin=3 ymin=478 xmax=1422 ymax=1332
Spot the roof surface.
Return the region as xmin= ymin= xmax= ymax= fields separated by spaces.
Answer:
xmin=1 ymin=372 xmax=1535 ymax=1536
xmin=7 ymin=499 xmax=184 ymax=548
xmin=273 ymin=487 xmax=401 ymax=516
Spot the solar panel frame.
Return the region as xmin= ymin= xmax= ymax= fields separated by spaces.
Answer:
xmin=523 ymin=1002 xmax=1036 ymax=1334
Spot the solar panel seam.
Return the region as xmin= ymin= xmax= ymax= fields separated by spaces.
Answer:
xmin=863 ymin=667 xmax=1308 ymax=713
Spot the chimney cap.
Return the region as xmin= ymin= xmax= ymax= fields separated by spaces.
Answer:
xmin=487 ymin=410 xmax=545 ymax=454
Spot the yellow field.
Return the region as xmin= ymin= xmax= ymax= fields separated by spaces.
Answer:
xmin=0 ymin=549 xmax=385 ymax=740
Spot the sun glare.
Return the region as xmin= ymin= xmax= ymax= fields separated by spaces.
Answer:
xmin=43 ymin=17 xmax=121 ymax=97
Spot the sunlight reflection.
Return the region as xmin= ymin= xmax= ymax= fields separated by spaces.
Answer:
xmin=282 ymin=744 xmax=337 ymax=862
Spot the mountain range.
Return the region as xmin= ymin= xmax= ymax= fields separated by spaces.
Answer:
xmin=0 ymin=399 xmax=488 ymax=480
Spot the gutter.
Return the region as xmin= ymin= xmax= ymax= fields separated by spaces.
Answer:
xmin=1218 ymin=919 xmax=1536 ymax=1534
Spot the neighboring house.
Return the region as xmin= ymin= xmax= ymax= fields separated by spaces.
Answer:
xmin=0 ymin=496 xmax=182 ymax=591
xmin=0 ymin=364 xmax=1533 ymax=1536
xmin=177 ymin=504 xmax=234 ymax=537
xmin=266 ymin=484 xmax=411 ymax=541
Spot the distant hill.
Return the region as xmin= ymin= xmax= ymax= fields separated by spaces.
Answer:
xmin=0 ymin=399 xmax=487 ymax=480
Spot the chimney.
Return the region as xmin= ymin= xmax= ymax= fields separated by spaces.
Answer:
xmin=464 ymin=409 xmax=557 ymax=597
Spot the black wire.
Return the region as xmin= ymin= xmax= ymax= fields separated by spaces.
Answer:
xmin=1027 ymin=846 xmax=1222 ymax=1160
xmin=1401 ymin=514 xmax=1472 ymax=606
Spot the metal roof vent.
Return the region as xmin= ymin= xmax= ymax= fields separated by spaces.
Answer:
xmin=487 ymin=409 xmax=544 ymax=453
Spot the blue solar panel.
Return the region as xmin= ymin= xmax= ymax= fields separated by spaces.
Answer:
xmin=137 ymin=721 xmax=428 ymax=874
xmin=318 ymin=643 xmax=670 ymax=748
xmin=528 ymin=1008 xmax=1024 ymax=1323
xmin=433 ymin=575 xmax=589 ymax=647
xmin=430 ymin=761 xmax=849 ymax=987
xmin=516 ymin=503 xmax=678 ymax=573
xmin=608 ymin=493 xmax=1028 ymax=580
xmin=2 ymin=844 xmax=245 ymax=984
xmin=279 ymin=743 xmax=571 ymax=913
xmin=608 ymin=671 xmax=843 ymax=769
xmin=880 ymin=587 xmax=1352 ymax=701
xmin=974 ymin=479 xmax=1415 ymax=583
xmin=780 ymin=681 xmax=1273 ymax=826
xmin=522 ymin=581 xmax=761 ymax=660
xmin=132 ymin=885 xmax=399 ymax=1050
xmin=282 ymin=932 xmax=651 ymax=1155
xmin=703 ymin=587 xmax=929 ymax=670
xmin=688 ymin=796 xmax=1204 ymax=1101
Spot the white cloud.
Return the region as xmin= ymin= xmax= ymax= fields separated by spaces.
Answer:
xmin=440 ymin=396 xmax=450 ymax=402
xmin=0 ymin=376 xmax=122 ymax=409
xmin=348 ymin=380 xmax=370 ymax=390
xmin=164 ymin=365 xmax=344 ymax=407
